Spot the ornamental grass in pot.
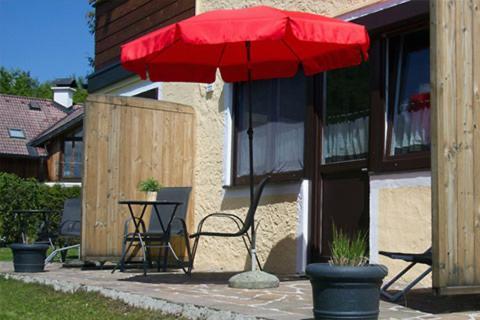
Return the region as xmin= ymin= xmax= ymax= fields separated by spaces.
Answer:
xmin=306 ymin=227 xmax=388 ymax=320
xmin=10 ymin=235 xmax=49 ymax=273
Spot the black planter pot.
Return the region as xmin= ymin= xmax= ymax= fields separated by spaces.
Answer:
xmin=10 ymin=243 xmax=49 ymax=272
xmin=306 ymin=263 xmax=388 ymax=320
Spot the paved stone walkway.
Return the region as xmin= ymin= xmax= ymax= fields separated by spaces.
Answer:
xmin=1 ymin=262 xmax=479 ymax=319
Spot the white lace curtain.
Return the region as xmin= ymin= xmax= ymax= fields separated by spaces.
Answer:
xmin=237 ymin=122 xmax=304 ymax=177
xmin=389 ymin=30 xmax=430 ymax=155
xmin=390 ymin=93 xmax=431 ymax=155
xmin=323 ymin=115 xmax=369 ymax=163
xmin=235 ymin=73 xmax=306 ymax=177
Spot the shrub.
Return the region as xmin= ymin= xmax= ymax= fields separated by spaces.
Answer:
xmin=329 ymin=225 xmax=368 ymax=267
xmin=0 ymin=172 xmax=81 ymax=243
xmin=137 ymin=177 xmax=162 ymax=192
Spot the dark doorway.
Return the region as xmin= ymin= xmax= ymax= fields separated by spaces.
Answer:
xmin=318 ymin=171 xmax=369 ymax=259
xmin=309 ymin=64 xmax=371 ymax=262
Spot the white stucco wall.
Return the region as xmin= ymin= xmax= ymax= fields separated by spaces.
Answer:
xmin=370 ymin=171 xmax=432 ymax=287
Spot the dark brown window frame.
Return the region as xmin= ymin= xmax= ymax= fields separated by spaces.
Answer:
xmin=59 ymin=126 xmax=83 ymax=182
xmin=369 ymin=17 xmax=431 ymax=173
xmin=231 ymin=13 xmax=431 ymax=186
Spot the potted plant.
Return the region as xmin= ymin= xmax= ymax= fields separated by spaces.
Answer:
xmin=10 ymin=235 xmax=49 ymax=273
xmin=138 ymin=177 xmax=162 ymax=201
xmin=306 ymin=227 xmax=388 ymax=320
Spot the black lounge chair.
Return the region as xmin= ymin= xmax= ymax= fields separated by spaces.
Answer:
xmin=188 ymin=176 xmax=270 ymax=273
xmin=379 ymin=247 xmax=432 ymax=302
xmin=45 ymin=198 xmax=81 ymax=263
xmin=121 ymin=187 xmax=192 ymax=275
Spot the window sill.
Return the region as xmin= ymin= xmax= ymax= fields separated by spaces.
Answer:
xmin=59 ymin=177 xmax=82 ymax=183
xmin=231 ymin=171 xmax=304 ymax=187
xmin=372 ymin=152 xmax=430 ymax=173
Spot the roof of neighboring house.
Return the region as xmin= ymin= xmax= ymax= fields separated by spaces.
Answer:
xmin=52 ymin=77 xmax=77 ymax=88
xmin=0 ymin=94 xmax=81 ymax=158
xmin=29 ymin=105 xmax=84 ymax=147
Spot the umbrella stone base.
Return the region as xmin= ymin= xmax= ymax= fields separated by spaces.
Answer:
xmin=228 ymin=270 xmax=280 ymax=289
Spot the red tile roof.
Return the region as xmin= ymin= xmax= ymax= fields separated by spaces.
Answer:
xmin=30 ymin=105 xmax=84 ymax=146
xmin=0 ymin=94 xmax=70 ymax=157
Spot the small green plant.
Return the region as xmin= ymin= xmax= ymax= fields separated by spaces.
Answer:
xmin=137 ymin=178 xmax=162 ymax=193
xmin=329 ymin=225 xmax=368 ymax=267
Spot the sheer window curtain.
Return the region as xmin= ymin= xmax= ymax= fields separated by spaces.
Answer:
xmin=237 ymin=122 xmax=304 ymax=177
xmin=322 ymin=63 xmax=370 ymax=164
xmin=389 ymin=32 xmax=430 ymax=156
xmin=323 ymin=114 xmax=369 ymax=163
xmin=236 ymin=73 xmax=306 ymax=178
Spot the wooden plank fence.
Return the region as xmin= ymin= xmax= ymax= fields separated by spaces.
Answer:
xmin=81 ymin=95 xmax=195 ymax=261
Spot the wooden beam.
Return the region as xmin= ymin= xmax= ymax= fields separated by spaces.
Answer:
xmin=431 ymin=0 xmax=480 ymax=293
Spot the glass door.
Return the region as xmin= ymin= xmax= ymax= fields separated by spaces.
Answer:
xmin=311 ymin=63 xmax=371 ymax=261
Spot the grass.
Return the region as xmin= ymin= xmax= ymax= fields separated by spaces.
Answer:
xmin=0 ymin=247 xmax=12 ymax=261
xmin=329 ymin=226 xmax=368 ymax=267
xmin=0 ymin=277 xmax=183 ymax=320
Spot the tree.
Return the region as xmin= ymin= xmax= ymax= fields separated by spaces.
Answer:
xmin=0 ymin=68 xmax=52 ymax=99
xmin=73 ymin=76 xmax=88 ymax=104
xmin=0 ymin=67 xmax=88 ymax=104
xmin=86 ymin=3 xmax=96 ymax=69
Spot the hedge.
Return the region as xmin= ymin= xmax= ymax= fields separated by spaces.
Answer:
xmin=0 ymin=172 xmax=81 ymax=244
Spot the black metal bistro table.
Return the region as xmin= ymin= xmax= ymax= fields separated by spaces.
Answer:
xmin=12 ymin=209 xmax=58 ymax=248
xmin=113 ymin=200 xmax=185 ymax=276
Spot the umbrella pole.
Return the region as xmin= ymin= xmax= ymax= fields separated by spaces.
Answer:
xmin=246 ymin=40 xmax=256 ymax=272
xmin=227 ymin=41 xmax=279 ymax=289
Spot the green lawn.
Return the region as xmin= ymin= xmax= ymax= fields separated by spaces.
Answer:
xmin=0 ymin=247 xmax=12 ymax=261
xmin=0 ymin=277 xmax=183 ymax=320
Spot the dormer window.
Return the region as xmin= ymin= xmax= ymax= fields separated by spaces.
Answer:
xmin=8 ymin=128 xmax=26 ymax=139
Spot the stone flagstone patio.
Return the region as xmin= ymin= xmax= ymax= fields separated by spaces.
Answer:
xmin=1 ymin=262 xmax=479 ymax=319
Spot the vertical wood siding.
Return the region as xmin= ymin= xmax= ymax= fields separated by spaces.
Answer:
xmin=81 ymin=95 xmax=195 ymax=260
xmin=0 ymin=158 xmax=43 ymax=179
xmin=431 ymin=0 xmax=480 ymax=294
xmin=94 ymin=0 xmax=196 ymax=70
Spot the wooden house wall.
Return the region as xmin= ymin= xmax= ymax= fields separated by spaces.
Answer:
xmin=0 ymin=157 xmax=43 ymax=180
xmin=94 ymin=0 xmax=196 ymax=70
xmin=81 ymin=95 xmax=195 ymax=260
xmin=431 ymin=0 xmax=480 ymax=294
xmin=45 ymin=140 xmax=61 ymax=181
xmin=44 ymin=124 xmax=83 ymax=182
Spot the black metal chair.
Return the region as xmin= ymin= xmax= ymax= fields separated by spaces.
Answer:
xmin=188 ymin=176 xmax=270 ymax=273
xmin=13 ymin=209 xmax=57 ymax=248
xmin=379 ymin=247 xmax=432 ymax=302
xmin=121 ymin=187 xmax=192 ymax=275
xmin=45 ymin=198 xmax=81 ymax=263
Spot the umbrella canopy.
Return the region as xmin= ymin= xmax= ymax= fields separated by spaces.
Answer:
xmin=121 ymin=5 xmax=369 ymax=83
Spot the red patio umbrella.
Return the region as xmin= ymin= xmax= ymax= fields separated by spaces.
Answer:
xmin=121 ymin=5 xmax=369 ymax=273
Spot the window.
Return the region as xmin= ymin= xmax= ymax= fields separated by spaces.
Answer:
xmin=323 ymin=63 xmax=370 ymax=164
xmin=134 ymin=88 xmax=158 ymax=99
xmin=386 ymin=28 xmax=430 ymax=157
xmin=8 ymin=128 xmax=26 ymax=139
xmin=62 ymin=128 xmax=83 ymax=179
xmin=234 ymin=72 xmax=307 ymax=182
xmin=29 ymin=102 xmax=42 ymax=110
